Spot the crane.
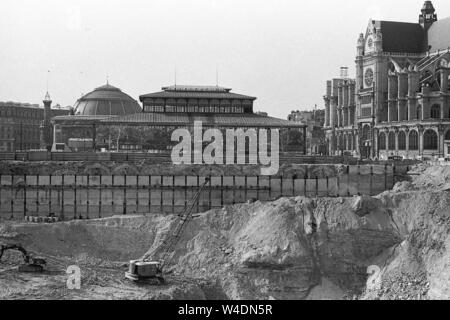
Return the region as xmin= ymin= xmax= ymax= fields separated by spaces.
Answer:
xmin=125 ymin=177 xmax=210 ymax=284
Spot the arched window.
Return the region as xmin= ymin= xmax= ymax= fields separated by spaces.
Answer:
xmin=379 ymin=133 xmax=386 ymax=150
xmin=362 ymin=125 xmax=371 ymax=141
xmin=409 ymin=130 xmax=419 ymax=150
xmin=388 ymin=132 xmax=396 ymax=150
xmin=339 ymin=135 xmax=344 ymax=150
xmin=398 ymin=131 xmax=406 ymax=150
xmin=445 ymin=130 xmax=450 ymax=141
xmin=424 ymin=130 xmax=438 ymax=150
xmin=430 ymin=105 xmax=441 ymax=119
xmin=416 ymin=105 xmax=422 ymax=120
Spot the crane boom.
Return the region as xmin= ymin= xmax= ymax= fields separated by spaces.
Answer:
xmin=144 ymin=177 xmax=210 ymax=267
xmin=126 ymin=177 xmax=210 ymax=284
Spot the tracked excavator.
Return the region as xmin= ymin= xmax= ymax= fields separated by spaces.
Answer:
xmin=0 ymin=244 xmax=47 ymax=273
xmin=125 ymin=177 xmax=210 ymax=284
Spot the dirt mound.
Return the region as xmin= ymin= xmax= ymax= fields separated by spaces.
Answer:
xmin=146 ymin=196 xmax=402 ymax=300
xmin=362 ymin=189 xmax=450 ymax=300
xmin=406 ymin=164 xmax=450 ymax=191
xmin=1 ymin=196 xmax=401 ymax=300
xmin=0 ymin=215 xmax=175 ymax=263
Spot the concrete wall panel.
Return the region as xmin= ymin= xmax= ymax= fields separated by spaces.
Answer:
xmin=0 ymin=165 xmax=401 ymax=219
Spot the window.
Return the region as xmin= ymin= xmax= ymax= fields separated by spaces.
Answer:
xmin=379 ymin=133 xmax=386 ymax=150
xmin=146 ymin=105 xmax=165 ymax=112
xmin=409 ymin=130 xmax=419 ymax=150
xmin=416 ymin=105 xmax=422 ymax=120
xmin=388 ymin=132 xmax=396 ymax=150
xmin=361 ymin=125 xmax=371 ymax=141
xmin=361 ymin=95 xmax=372 ymax=105
xmin=424 ymin=130 xmax=438 ymax=150
xmin=338 ymin=135 xmax=344 ymax=150
xmin=430 ymin=105 xmax=441 ymax=119
xmin=445 ymin=130 xmax=450 ymax=141
xmin=398 ymin=131 xmax=406 ymax=150
xmin=361 ymin=107 xmax=372 ymax=117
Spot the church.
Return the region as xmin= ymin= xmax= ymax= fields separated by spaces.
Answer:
xmin=324 ymin=1 xmax=450 ymax=160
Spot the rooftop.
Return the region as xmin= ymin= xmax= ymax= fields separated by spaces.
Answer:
xmin=99 ymin=112 xmax=305 ymax=128
xmin=140 ymin=85 xmax=257 ymax=101
xmin=52 ymin=112 xmax=306 ymax=128
xmin=73 ymin=83 xmax=142 ymax=116
xmin=0 ymin=101 xmax=70 ymax=110
xmin=428 ymin=17 xmax=450 ymax=52
xmin=161 ymin=85 xmax=232 ymax=93
xmin=371 ymin=20 xmax=426 ymax=53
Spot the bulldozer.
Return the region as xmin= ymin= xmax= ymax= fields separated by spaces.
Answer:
xmin=125 ymin=177 xmax=210 ymax=284
xmin=0 ymin=243 xmax=47 ymax=273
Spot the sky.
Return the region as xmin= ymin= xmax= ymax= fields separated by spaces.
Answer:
xmin=1 ymin=0 xmax=450 ymax=119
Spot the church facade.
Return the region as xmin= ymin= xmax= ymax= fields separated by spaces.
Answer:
xmin=324 ymin=1 xmax=450 ymax=160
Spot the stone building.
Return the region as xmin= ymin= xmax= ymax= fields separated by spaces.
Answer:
xmin=324 ymin=1 xmax=450 ymax=159
xmin=0 ymin=95 xmax=70 ymax=152
xmin=52 ymin=84 xmax=306 ymax=153
xmin=323 ymin=73 xmax=358 ymax=157
xmin=288 ymin=109 xmax=326 ymax=155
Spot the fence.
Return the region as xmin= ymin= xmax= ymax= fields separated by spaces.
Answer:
xmin=0 ymin=151 xmax=359 ymax=165
xmin=0 ymin=165 xmax=408 ymax=220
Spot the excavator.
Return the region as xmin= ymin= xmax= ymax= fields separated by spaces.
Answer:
xmin=125 ymin=177 xmax=210 ymax=284
xmin=0 ymin=243 xmax=47 ymax=273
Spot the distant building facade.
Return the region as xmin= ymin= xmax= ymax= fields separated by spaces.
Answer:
xmin=0 ymin=98 xmax=69 ymax=152
xmin=324 ymin=1 xmax=450 ymax=159
xmin=323 ymin=75 xmax=358 ymax=156
xmin=52 ymin=84 xmax=306 ymax=153
xmin=288 ymin=109 xmax=326 ymax=155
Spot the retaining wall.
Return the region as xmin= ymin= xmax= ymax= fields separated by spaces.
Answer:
xmin=0 ymin=164 xmax=410 ymax=220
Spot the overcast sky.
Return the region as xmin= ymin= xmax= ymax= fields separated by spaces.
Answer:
xmin=1 ymin=0 xmax=450 ymax=118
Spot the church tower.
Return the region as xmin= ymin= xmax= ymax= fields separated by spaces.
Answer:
xmin=40 ymin=92 xmax=53 ymax=151
xmin=419 ymin=1 xmax=437 ymax=30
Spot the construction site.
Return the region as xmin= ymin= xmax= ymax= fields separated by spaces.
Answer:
xmin=0 ymin=159 xmax=448 ymax=300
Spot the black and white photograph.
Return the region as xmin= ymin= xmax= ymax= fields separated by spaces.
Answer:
xmin=0 ymin=0 xmax=449 ymax=307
